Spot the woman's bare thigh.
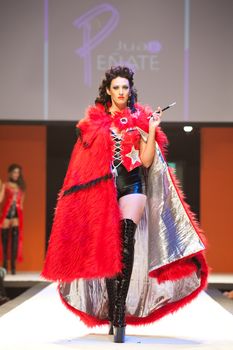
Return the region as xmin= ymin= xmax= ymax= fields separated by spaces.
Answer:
xmin=119 ymin=193 xmax=147 ymax=224
xmin=1 ymin=218 xmax=19 ymax=229
xmin=2 ymin=219 xmax=10 ymax=229
xmin=11 ymin=218 xmax=19 ymax=227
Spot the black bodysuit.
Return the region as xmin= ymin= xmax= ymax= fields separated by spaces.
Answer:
xmin=6 ymin=202 xmax=18 ymax=219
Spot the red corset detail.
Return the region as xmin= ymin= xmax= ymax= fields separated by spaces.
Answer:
xmin=112 ymin=128 xmax=142 ymax=172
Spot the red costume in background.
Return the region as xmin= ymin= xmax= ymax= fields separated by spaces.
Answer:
xmin=42 ymin=103 xmax=208 ymax=327
xmin=0 ymin=184 xmax=23 ymax=262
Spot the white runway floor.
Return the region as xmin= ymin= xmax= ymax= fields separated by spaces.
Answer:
xmin=0 ymin=282 xmax=233 ymax=350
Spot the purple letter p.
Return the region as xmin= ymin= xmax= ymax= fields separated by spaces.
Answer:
xmin=73 ymin=3 xmax=119 ymax=86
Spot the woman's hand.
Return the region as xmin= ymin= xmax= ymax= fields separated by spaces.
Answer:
xmin=149 ymin=106 xmax=162 ymax=129
xmin=140 ymin=106 xmax=162 ymax=168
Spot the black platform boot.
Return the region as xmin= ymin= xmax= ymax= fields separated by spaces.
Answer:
xmin=113 ymin=219 xmax=137 ymax=343
xmin=11 ymin=226 xmax=19 ymax=275
xmin=105 ymin=278 xmax=117 ymax=335
xmin=1 ymin=228 xmax=9 ymax=271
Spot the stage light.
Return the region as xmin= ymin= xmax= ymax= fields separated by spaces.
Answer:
xmin=183 ymin=126 xmax=193 ymax=133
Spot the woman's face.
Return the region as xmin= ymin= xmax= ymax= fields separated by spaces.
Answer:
xmin=10 ymin=168 xmax=20 ymax=181
xmin=106 ymin=76 xmax=130 ymax=108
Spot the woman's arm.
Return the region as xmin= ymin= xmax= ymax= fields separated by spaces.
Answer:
xmin=0 ymin=180 xmax=6 ymax=203
xmin=139 ymin=107 xmax=162 ymax=168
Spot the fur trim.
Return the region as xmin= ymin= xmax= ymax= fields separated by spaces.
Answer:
xmin=41 ymin=115 xmax=123 ymax=281
xmin=58 ymin=287 xmax=108 ymax=328
xmin=149 ymin=253 xmax=208 ymax=283
xmin=127 ymin=253 xmax=208 ymax=326
xmin=42 ymin=179 xmax=122 ymax=282
xmin=133 ymin=103 xmax=169 ymax=158
xmin=58 ymin=253 xmax=208 ymax=327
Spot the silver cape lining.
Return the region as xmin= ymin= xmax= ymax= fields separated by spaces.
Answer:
xmin=59 ymin=129 xmax=205 ymax=319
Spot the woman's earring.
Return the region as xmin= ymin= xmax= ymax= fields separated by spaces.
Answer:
xmin=127 ymin=96 xmax=131 ymax=107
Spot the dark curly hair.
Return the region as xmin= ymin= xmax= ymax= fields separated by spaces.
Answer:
xmin=95 ymin=66 xmax=138 ymax=113
xmin=8 ymin=163 xmax=26 ymax=191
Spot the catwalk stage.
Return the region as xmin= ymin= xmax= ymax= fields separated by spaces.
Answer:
xmin=0 ymin=273 xmax=233 ymax=350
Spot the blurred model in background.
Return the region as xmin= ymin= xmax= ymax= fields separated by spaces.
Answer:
xmin=0 ymin=164 xmax=25 ymax=274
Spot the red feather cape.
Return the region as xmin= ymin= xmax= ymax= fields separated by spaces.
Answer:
xmin=42 ymin=103 xmax=208 ymax=326
xmin=42 ymin=103 xmax=168 ymax=281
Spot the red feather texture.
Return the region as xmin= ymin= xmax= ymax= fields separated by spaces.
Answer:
xmin=42 ymin=103 xmax=208 ymax=327
xmin=133 ymin=103 xmax=169 ymax=157
xmin=42 ymin=103 xmax=171 ymax=282
xmin=42 ymin=105 xmax=123 ymax=281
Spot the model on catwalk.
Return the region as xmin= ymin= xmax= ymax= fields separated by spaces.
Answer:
xmin=42 ymin=66 xmax=208 ymax=343
xmin=0 ymin=164 xmax=25 ymax=274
